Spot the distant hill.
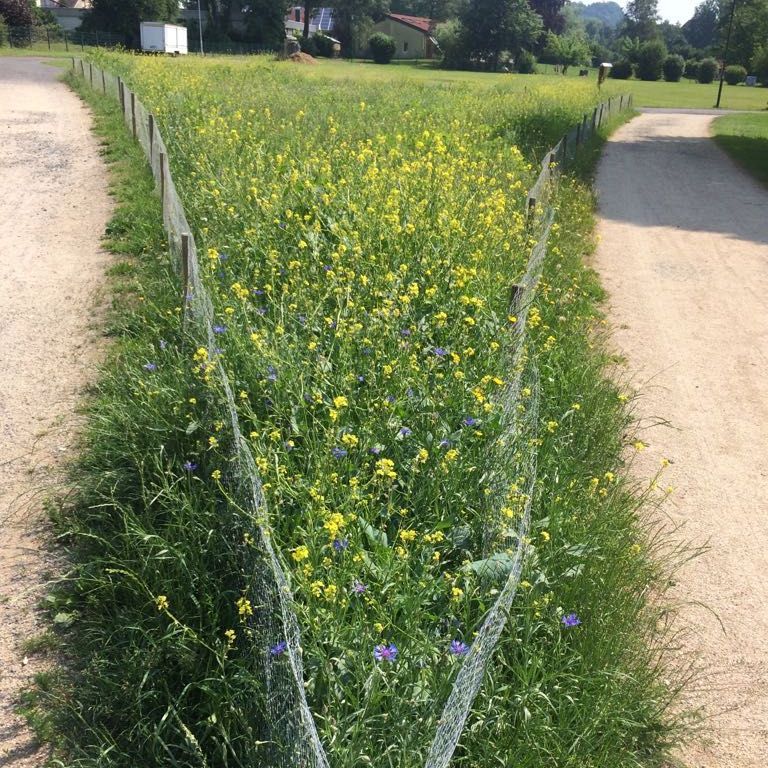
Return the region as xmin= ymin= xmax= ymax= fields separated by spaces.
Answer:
xmin=571 ymin=1 xmax=625 ymax=28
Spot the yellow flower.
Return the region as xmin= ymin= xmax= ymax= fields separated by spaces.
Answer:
xmin=208 ymin=436 xmax=219 ymax=448
xmin=417 ymin=448 xmax=429 ymax=463
xmin=399 ymin=529 xmax=417 ymax=543
xmin=375 ymin=458 xmax=397 ymax=480
xmin=341 ymin=433 xmax=359 ymax=447
xmin=224 ymin=628 xmax=236 ymax=645
xmin=333 ymin=395 xmax=349 ymax=409
xmin=236 ymin=596 xmax=253 ymax=617
xmin=211 ymin=469 xmax=222 ymax=481
xmin=292 ymin=545 xmax=310 ymax=562
xmin=155 ymin=595 xmax=169 ymax=612
xmin=323 ymin=584 xmax=338 ymax=601
xmin=546 ymin=421 xmax=558 ymax=433
xmin=633 ymin=440 xmax=646 ymax=452
xmin=373 ymin=622 xmax=384 ymax=633
xmin=540 ymin=530 xmax=550 ymax=542
xmin=451 ymin=586 xmax=464 ymax=601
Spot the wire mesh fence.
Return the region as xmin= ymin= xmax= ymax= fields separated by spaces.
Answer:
xmin=72 ymin=58 xmax=632 ymax=767
xmin=1 ymin=26 xmax=124 ymax=51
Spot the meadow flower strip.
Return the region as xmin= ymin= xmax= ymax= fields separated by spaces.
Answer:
xmin=53 ymin=56 xmax=674 ymax=768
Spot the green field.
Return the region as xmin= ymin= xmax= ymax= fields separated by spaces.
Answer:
xmin=712 ymin=112 xmax=768 ymax=187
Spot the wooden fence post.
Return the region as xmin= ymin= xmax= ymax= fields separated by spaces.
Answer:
xmin=509 ymin=283 xmax=524 ymax=314
xmin=79 ymin=59 xmax=85 ymax=77
xmin=159 ymin=151 xmax=166 ymax=214
xmin=526 ymin=196 xmax=537 ymax=224
xmin=71 ymin=56 xmax=75 ymax=70
xmin=118 ymin=77 xmax=124 ymax=114
xmin=101 ymin=68 xmax=106 ymax=94
xmin=148 ymin=113 xmax=154 ymax=157
xmin=130 ymin=91 xmax=137 ymax=140
xmin=89 ymin=62 xmax=93 ymax=87
xmin=181 ymin=233 xmax=191 ymax=304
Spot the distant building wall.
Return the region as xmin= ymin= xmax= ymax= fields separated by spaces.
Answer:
xmin=48 ymin=8 xmax=87 ymax=31
xmin=371 ymin=18 xmax=428 ymax=59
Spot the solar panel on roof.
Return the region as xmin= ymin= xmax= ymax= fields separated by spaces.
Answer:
xmin=310 ymin=7 xmax=335 ymax=31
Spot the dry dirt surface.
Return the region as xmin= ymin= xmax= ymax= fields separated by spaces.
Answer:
xmin=0 ymin=59 xmax=111 ymax=764
xmin=594 ymin=112 xmax=768 ymax=767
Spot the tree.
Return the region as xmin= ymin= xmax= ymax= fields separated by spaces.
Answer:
xmin=682 ymin=0 xmax=718 ymax=50
xmin=541 ymin=30 xmax=591 ymax=72
xmin=332 ymin=0 xmax=387 ymax=55
xmin=529 ymin=0 xmax=566 ymax=33
xmin=717 ymin=0 xmax=768 ymax=68
xmin=83 ymin=0 xmax=179 ymax=45
xmin=459 ymin=0 xmax=543 ymax=70
xmin=0 ymin=0 xmax=34 ymax=27
xmin=623 ymin=0 xmax=658 ymax=40
xmin=635 ymin=37 xmax=666 ymax=78
xmin=242 ymin=0 xmax=287 ymax=48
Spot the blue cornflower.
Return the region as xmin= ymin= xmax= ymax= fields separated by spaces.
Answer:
xmin=357 ymin=375 xmax=366 ymax=383
xmin=400 ymin=328 xmax=411 ymax=337
xmin=159 ymin=339 xmax=168 ymax=350
xmin=433 ymin=347 xmax=447 ymax=357
xmin=373 ymin=643 xmax=398 ymax=663
xmin=266 ymin=366 xmax=278 ymax=382
xmin=398 ymin=427 xmax=412 ymax=438
xmin=143 ymin=362 xmax=157 ymax=371
xmin=561 ymin=613 xmax=581 ymax=628
xmin=369 ymin=446 xmax=383 ymax=455
xmin=253 ymin=288 xmax=265 ymax=295
xmin=323 ymin=264 xmax=333 ymax=271
xmin=333 ymin=538 xmax=349 ymax=552
xmin=463 ymin=417 xmax=479 ymax=427
xmin=269 ymin=640 xmax=288 ymax=656
xmin=352 ymin=581 xmax=367 ymax=594
xmin=331 ymin=447 xmax=348 ymax=459
xmin=438 ymin=439 xmax=452 ymax=449
xmin=213 ymin=324 xmax=227 ymax=334
xmin=182 ymin=460 xmax=197 ymax=472
xmin=449 ymin=640 xmax=470 ymax=656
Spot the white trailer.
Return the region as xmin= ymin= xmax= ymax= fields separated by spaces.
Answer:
xmin=140 ymin=22 xmax=188 ymax=55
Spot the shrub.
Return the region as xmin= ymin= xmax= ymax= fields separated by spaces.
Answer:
xmin=610 ymin=59 xmax=634 ymax=79
xmin=697 ymin=57 xmax=718 ymax=83
xmin=724 ymin=64 xmax=747 ymax=85
xmin=684 ymin=59 xmax=699 ymax=79
xmin=368 ymin=32 xmax=396 ymax=64
xmin=662 ymin=54 xmax=685 ymax=82
xmin=298 ymin=34 xmax=318 ymax=57
xmin=0 ymin=0 xmax=33 ymax=27
xmin=636 ymin=39 xmax=667 ymax=81
xmin=752 ymin=47 xmax=768 ymax=85
xmin=0 ymin=16 xmax=7 ymax=47
xmin=516 ymin=49 xmax=536 ymax=74
xmin=312 ymin=32 xmax=335 ymax=58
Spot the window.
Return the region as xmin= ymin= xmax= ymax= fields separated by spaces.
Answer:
xmin=294 ymin=8 xmax=301 ymax=21
xmin=403 ymin=41 xmax=408 ymax=52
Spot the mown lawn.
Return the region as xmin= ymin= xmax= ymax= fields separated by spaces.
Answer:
xmin=712 ymin=112 xmax=768 ymax=187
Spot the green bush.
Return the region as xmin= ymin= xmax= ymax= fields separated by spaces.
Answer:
xmin=752 ymin=47 xmax=768 ymax=85
xmin=312 ymin=32 xmax=335 ymax=57
xmin=368 ymin=32 xmax=396 ymax=64
xmin=610 ymin=60 xmax=634 ymax=79
xmin=662 ymin=54 xmax=685 ymax=82
xmin=298 ymin=34 xmax=318 ymax=57
xmin=697 ymin=57 xmax=718 ymax=84
xmin=435 ymin=19 xmax=469 ymax=69
xmin=724 ymin=64 xmax=747 ymax=85
xmin=684 ymin=59 xmax=699 ymax=79
xmin=0 ymin=15 xmax=7 ymax=47
xmin=636 ymin=39 xmax=667 ymax=81
xmin=516 ymin=49 xmax=537 ymax=74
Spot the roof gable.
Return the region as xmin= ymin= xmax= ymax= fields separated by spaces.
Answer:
xmin=385 ymin=13 xmax=435 ymax=34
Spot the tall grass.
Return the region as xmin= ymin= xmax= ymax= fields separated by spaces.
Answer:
xmin=25 ymin=60 xmax=683 ymax=768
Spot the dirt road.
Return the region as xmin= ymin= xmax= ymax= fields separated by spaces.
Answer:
xmin=0 ymin=59 xmax=110 ymax=764
xmin=594 ymin=112 xmax=768 ymax=766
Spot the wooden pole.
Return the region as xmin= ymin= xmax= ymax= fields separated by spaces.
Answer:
xmin=79 ymin=58 xmax=85 ymax=77
xmin=181 ymin=233 xmax=191 ymax=304
xmin=148 ymin=113 xmax=154 ymax=157
xmin=101 ymin=68 xmax=106 ymax=94
xmin=89 ymin=62 xmax=93 ymax=88
xmin=159 ymin=151 xmax=166 ymax=215
xmin=130 ymin=91 xmax=137 ymax=140
xmin=118 ymin=77 xmax=124 ymax=114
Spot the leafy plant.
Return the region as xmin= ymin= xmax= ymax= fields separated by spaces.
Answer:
xmin=636 ymin=39 xmax=667 ymax=81
xmin=662 ymin=53 xmax=685 ymax=82
xmin=610 ymin=59 xmax=634 ymax=79
xmin=724 ymin=64 xmax=747 ymax=85
xmin=368 ymin=32 xmax=396 ymax=63
xmin=697 ymin=57 xmax=718 ymax=83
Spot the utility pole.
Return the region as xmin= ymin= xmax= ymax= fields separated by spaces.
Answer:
xmin=715 ymin=0 xmax=738 ymax=109
xmin=197 ymin=0 xmax=205 ymax=55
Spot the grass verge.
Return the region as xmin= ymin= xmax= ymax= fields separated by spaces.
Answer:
xmin=712 ymin=112 xmax=768 ymax=188
xmin=23 ymin=73 xmax=684 ymax=768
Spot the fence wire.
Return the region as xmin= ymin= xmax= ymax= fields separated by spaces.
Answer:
xmin=73 ymin=60 xmax=631 ymax=768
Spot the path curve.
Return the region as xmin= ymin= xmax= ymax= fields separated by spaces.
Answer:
xmin=0 ymin=59 xmax=111 ymax=764
xmin=594 ymin=112 xmax=768 ymax=766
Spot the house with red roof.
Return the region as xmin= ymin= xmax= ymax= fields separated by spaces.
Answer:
xmin=371 ymin=13 xmax=438 ymax=60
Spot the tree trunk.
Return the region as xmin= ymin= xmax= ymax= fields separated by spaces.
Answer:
xmin=303 ymin=5 xmax=311 ymax=39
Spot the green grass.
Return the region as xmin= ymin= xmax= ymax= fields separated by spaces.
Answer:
xmin=25 ymin=58 xmax=685 ymax=768
xmin=712 ymin=112 xmax=768 ymax=187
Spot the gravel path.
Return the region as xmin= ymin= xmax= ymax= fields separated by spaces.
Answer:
xmin=594 ymin=111 xmax=768 ymax=767
xmin=0 ymin=58 xmax=110 ymax=764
